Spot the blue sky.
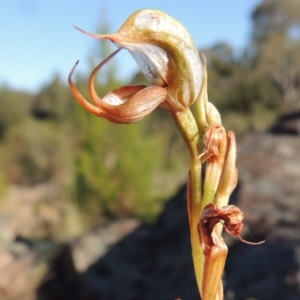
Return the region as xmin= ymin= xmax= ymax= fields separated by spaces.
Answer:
xmin=0 ymin=0 xmax=261 ymax=93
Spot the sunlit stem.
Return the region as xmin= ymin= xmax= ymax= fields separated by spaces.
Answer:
xmin=193 ymin=55 xmax=208 ymax=137
xmin=171 ymin=109 xmax=205 ymax=297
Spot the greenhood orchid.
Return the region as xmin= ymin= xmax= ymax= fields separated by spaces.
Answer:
xmin=68 ymin=9 xmax=204 ymax=124
xmin=69 ymin=9 xmax=263 ymax=300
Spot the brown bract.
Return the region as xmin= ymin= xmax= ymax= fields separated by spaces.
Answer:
xmin=201 ymin=124 xmax=227 ymax=163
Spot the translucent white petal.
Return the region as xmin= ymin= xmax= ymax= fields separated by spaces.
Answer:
xmin=115 ymin=42 xmax=168 ymax=87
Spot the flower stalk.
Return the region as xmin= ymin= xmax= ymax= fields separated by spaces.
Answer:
xmin=69 ymin=9 xmax=263 ymax=300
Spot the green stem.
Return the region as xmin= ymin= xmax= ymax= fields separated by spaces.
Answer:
xmin=193 ymin=55 xmax=208 ymax=137
xmin=172 ymin=109 xmax=200 ymax=157
xmin=172 ymin=109 xmax=205 ymax=297
xmin=188 ymin=157 xmax=205 ymax=296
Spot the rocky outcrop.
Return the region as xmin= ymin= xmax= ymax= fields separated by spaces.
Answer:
xmin=269 ymin=110 xmax=300 ymax=135
xmin=225 ymin=133 xmax=300 ymax=300
xmin=36 ymin=132 xmax=300 ymax=300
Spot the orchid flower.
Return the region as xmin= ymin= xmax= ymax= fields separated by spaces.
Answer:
xmin=68 ymin=9 xmax=203 ymax=124
xmin=69 ymin=9 xmax=263 ymax=300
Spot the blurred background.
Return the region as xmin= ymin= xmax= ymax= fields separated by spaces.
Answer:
xmin=0 ymin=0 xmax=300 ymax=299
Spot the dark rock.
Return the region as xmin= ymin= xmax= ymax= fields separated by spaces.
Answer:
xmin=269 ymin=110 xmax=300 ymax=135
xmin=37 ymin=245 xmax=83 ymax=300
xmin=224 ymin=133 xmax=300 ymax=300
xmin=37 ymin=132 xmax=300 ymax=300
xmin=81 ymin=185 xmax=199 ymax=300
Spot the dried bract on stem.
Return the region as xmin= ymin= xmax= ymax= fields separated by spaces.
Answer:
xmin=198 ymin=203 xmax=264 ymax=256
